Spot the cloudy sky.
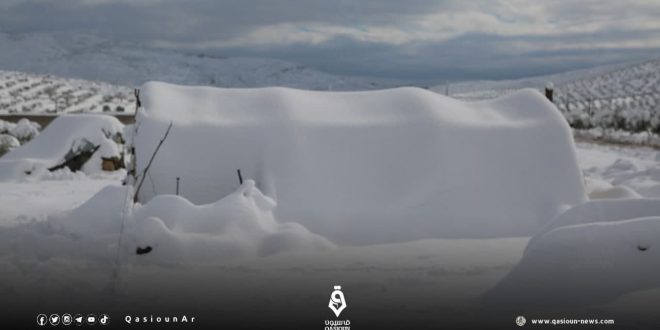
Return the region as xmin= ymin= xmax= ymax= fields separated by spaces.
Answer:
xmin=1 ymin=0 xmax=660 ymax=81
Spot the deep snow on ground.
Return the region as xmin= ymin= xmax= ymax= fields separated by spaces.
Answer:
xmin=475 ymin=142 xmax=660 ymax=318
xmin=1 ymin=86 xmax=660 ymax=326
xmin=0 ymin=141 xmax=659 ymax=326
xmin=0 ymin=178 xmax=119 ymax=227
xmin=577 ymin=142 xmax=660 ymax=198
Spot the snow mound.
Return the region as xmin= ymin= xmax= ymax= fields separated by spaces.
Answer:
xmin=132 ymin=180 xmax=333 ymax=262
xmin=529 ymin=198 xmax=660 ymax=249
xmin=52 ymin=180 xmax=333 ymax=263
xmin=52 ymin=185 xmax=129 ymax=237
xmin=136 ymin=82 xmax=586 ymax=244
xmin=484 ymin=215 xmax=660 ymax=307
xmin=0 ymin=114 xmax=124 ymax=181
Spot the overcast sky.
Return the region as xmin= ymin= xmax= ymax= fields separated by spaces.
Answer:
xmin=2 ymin=0 xmax=660 ymax=81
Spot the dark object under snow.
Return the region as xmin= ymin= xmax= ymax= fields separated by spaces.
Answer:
xmin=48 ymin=139 xmax=100 ymax=172
xmin=545 ymin=86 xmax=554 ymax=102
xmin=136 ymin=246 xmax=153 ymax=255
xmin=101 ymin=156 xmax=123 ymax=171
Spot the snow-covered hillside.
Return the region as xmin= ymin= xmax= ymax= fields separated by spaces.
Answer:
xmin=434 ymin=59 xmax=653 ymax=101
xmin=556 ymin=60 xmax=660 ymax=134
xmin=0 ymin=32 xmax=407 ymax=115
xmin=0 ymin=32 xmax=401 ymax=91
xmin=0 ymin=70 xmax=134 ymax=114
xmin=435 ymin=58 xmax=660 ymax=140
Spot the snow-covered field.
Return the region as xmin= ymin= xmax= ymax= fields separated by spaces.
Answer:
xmin=0 ymin=141 xmax=658 ymax=327
xmin=0 ymin=70 xmax=134 ymax=115
xmin=1 ymin=85 xmax=660 ymax=328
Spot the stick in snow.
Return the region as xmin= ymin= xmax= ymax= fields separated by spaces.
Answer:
xmin=133 ymin=121 xmax=173 ymax=203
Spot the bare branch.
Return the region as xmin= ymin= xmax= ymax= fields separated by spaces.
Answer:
xmin=133 ymin=121 xmax=173 ymax=203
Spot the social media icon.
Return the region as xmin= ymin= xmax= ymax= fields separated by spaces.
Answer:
xmin=74 ymin=314 xmax=84 ymax=326
xmin=99 ymin=314 xmax=110 ymax=326
xmin=62 ymin=314 xmax=72 ymax=325
xmin=50 ymin=314 xmax=61 ymax=326
xmin=36 ymin=314 xmax=47 ymax=326
xmin=87 ymin=314 xmax=97 ymax=325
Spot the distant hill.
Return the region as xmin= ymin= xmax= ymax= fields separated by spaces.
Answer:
xmin=431 ymin=59 xmax=651 ymax=100
xmin=0 ymin=32 xmax=402 ymax=91
xmin=0 ymin=32 xmax=409 ymax=115
xmin=3 ymin=30 xmax=659 ymax=137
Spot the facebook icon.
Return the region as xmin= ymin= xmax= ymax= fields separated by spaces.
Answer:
xmin=36 ymin=314 xmax=47 ymax=326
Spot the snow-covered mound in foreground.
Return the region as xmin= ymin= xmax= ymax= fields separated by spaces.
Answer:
xmin=484 ymin=199 xmax=660 ymax=306
xmin=529 ymin=199 xmax=660 ymax=250
xmin=137 ymin=82 xmax=586 ymax=244
xmin=53 ymin=180 xmax=333 ymax=263
xmin=0 ymin=114 xmax=124 ymax=181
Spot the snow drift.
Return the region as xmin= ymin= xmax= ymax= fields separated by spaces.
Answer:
xmin=528 ymin=198 xmax=660 ymax=250
xmin=136 ymin=82 xmax=586 ymax=244
xmin=0 ymin=114 xmax=124 ymax=181
xmin=485 ymin=198 xmax=660 ymax=306
xmin=51 ymin=179 xmax=332 ymax=263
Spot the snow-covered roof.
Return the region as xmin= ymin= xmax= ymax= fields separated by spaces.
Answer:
xmin=0 ymin=114 xmax=123 ymax=180
xmin=136 ymin=82 xmax=586 ymax=244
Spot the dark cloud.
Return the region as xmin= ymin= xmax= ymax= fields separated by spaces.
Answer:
xmin=0 ymin=0 xmax=445 ymax=41
xmin=215 ymin=34 xmax=660 ymax=81
xmin=1 ymin=0 xmax=659 ymax=81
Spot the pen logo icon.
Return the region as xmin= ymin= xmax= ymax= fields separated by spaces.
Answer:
xmin=328 ymin=285 xmax=347 ymax=317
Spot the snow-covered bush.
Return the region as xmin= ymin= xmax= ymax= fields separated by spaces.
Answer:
xmin=0 ymin=118 xmax=41 ymax=144
xmin=0 ymin=134 xmax=20 ymax=156
xmin=10 ymin=118 xmax=41 ymax=142
xmin=557 ymin=93 xmax=660 ymax=141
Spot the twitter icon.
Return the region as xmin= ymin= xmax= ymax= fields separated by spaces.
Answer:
xmin=49 ymin=314 xmax=60 ymax=326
